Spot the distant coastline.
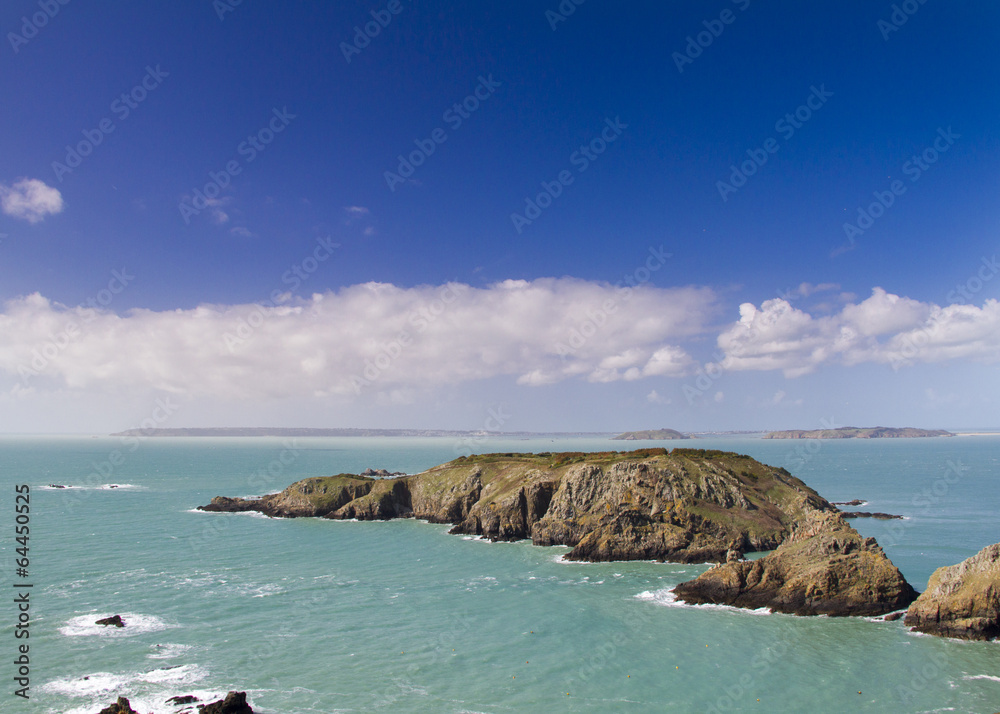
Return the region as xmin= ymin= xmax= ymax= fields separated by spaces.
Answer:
xmin=763 ymin=427 xmax=954 ymax=440
xmin=109 ymin=427 xmax=615 ymax=438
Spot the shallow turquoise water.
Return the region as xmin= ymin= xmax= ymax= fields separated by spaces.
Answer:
xmin=1 ymin=435 xmax=998 ymax=713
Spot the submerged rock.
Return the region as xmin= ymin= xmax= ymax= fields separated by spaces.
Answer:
xmin=673 ymin=511 xmax=917 ymax=616
xmin=96 ymin=615 xmax=125 ymax=627
xmin=904 ymin=542 xmax=1000 ymax=640
xmin=167 ymin=695 xmax=199 ymax=704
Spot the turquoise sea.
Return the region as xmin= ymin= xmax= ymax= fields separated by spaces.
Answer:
xmin=1 ymin=434 xmax=998 ymax=713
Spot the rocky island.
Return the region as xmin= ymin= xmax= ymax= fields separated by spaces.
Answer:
xmin=763 ymin=427 xmax=954 ymax=439
xmin=201 ymin=448 xmax=927 ymax=619
xmin=202 ymin=448 xmax=836 ymax=564
xmin=612 ymin=428 xmax=690 ymax=440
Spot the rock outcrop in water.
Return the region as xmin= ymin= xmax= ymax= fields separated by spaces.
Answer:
xmin=98 ymin=691 xmax=254 ymax=714
xmin=200 ymin=691 xmax=255 ymax=713
xmin=673 ymin=511 xmax=918 ymax=616
xmin=904 ymin=543 xmax=1000 ymax=640
xmin=96 ymin=615 xmax=125 ymax=627
xmin=201 ymin=449 xmax=834 ymax=564
xmin=98 ymin=698 xmax=140 ymax=714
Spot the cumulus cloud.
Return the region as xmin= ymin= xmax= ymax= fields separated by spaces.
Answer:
xmin=0 ymin=178 xmax=64 ymax=223
xmin=719 ymin=288 xmax=1000 ymax=376
xmin=0 ymin=279 xmax=713 ymax=398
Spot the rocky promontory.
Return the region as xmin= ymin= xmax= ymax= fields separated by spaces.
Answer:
xmin=201 ymin=449 xmax=833 ymax=564
xmin=673 ymin=511 xmax=917 ymax=616
xmin=904 ymin=543 xmax=1000 ymax=640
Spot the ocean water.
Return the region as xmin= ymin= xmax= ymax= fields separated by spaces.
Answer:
xmin=1 ymin=434 xmax=998 ymax=713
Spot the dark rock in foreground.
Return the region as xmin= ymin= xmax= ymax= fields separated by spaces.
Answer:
xmin=98 ymin=691 xmax=253 ymax=714
xmin=199 ymin=691 xmax=254 ymax=713
xmin=673 ymin=511 xmax=917 ymax=616
xmin=200 ymin=449 xmax=833 ymax=564
xmin=98 ymin=698 xmax=140 ymax=714
xmin=904 ymin=543 xmax=1000 ymax=640
xmin=96 ymin=615 xmax=125 ymax=627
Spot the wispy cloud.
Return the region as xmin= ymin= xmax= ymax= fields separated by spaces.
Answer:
xmin=0 ymin=178 xmax=64 ymax=223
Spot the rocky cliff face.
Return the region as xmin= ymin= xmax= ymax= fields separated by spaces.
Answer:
xmin=904 ymin=543 xmax=1000 ymax=640
xmin=673 ymin=511 xmax=917 ymax=616
xmin=201 ymin=449 xmax=832 ymax=564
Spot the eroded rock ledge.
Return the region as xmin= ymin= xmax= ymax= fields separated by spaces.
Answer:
xmin=904 ymin=542 xmax=1000 ymax=640
xmin=672 ymin=511 xmax=918 ymax=616
xmin=200 ymin=449 xmax=832 ymax=564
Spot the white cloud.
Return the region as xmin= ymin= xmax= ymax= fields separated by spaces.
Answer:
xmin=646 ymin=389 xmax=671 ymax=405
xmin=230 ymin=226 xmax=253 ymax=238
xmin=0 ymin=178 xmax=64 ymax=223
xmin=0 ymin=279 xmax=713 ymax=399
xmin=719 ymin=288 xmax=1000 ymax=376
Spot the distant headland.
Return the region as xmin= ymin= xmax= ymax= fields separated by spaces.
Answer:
xmin=763 ymin=427 xmax=954 ymax=440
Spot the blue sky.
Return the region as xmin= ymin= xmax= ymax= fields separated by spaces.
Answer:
xmin=1 ymin=0 xmax=998 ymax=433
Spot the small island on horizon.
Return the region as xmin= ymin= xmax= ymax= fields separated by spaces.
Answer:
xmin=612 ymin=428 xmax=690 ymax=440
xmin=763 ymin=426 xmax=954 ymax=440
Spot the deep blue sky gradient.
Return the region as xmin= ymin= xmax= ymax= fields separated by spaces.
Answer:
xmin=1 ymin=1 xmax=998 ymax=431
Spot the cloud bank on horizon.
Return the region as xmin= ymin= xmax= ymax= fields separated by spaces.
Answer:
xmin=2 ymin=282 xmax=996 ymax=409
